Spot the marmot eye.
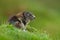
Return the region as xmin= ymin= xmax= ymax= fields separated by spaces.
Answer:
xmin=27 ymin=14 xmax=30 ymax=16
xmin=26 ymin=12 xmax=31 ymax=15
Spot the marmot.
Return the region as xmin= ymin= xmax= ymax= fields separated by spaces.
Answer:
xmin=8 ymin=11 xmax=35 ymax=31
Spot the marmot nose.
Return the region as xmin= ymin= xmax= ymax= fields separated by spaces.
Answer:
xmin=33 ymin=15 xmax=35 ymax=19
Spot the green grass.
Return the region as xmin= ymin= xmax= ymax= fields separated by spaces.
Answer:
xmin=0 ymin=24 xmax=51 ymax=40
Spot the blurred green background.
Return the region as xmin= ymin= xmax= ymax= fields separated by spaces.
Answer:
xmin=0 ymin=0 xmax=60 ymax=40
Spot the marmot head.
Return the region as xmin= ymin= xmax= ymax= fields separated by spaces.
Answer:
xmin=23 ymin=11 xmax=35 ymax=20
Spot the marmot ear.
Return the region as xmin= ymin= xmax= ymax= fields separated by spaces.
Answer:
xmin=23 ymin=11 xmax=27 ymax=18
xmin=23 ymin=11 xmax=30 ymax=17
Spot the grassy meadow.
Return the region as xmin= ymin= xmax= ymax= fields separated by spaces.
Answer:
xmin=0 ymin=0 xmax=60 ymax=40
